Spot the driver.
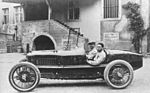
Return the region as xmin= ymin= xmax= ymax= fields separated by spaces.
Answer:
xmin=86 ymin=43 xmax=106 ymax=65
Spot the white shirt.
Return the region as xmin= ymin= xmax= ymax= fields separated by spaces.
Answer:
xmin=86 ymin=49 xmax=106 ymax=65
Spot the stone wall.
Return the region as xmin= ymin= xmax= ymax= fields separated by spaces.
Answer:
xmin=18 ymin=20 xmax=85 ymax=52
xmin=0 ymin=34 xmax=7 ymax=53
xmin=101 ymin=15 xmax=135 ymax=52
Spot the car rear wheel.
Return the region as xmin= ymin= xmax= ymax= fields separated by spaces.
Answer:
xmin=104 ymin=60 xmax=133 ymax=89
xmin=9 ymin=62 xmax=40 ymax=92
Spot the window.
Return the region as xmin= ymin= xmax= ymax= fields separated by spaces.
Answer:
xmin=14 ymin=6 xmax=24 ymax=23
xmin=103 ymin=0 xmax=119 ymax=19
xmin=68 ymin=0 xmax=80 ymax=20
xmin=2 ymin=8 xmax=9 ymax=24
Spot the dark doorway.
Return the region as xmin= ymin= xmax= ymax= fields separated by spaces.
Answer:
xmin=34 ymin=35 xmax=55 ymax=50
xmin=147 ymin=32 xmax=150 ymax=52
xmin=26 ymin=43 xmax=30 ymax=53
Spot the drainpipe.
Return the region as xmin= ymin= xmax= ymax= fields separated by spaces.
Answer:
xmin=45 ymin=0 xmax=52 ymax=20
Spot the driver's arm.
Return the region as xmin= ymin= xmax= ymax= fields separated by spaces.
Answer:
xmin=94 ymin=50 xmax=106 ymax=63
xmin=86 ymin=49 xmax=97 ymax=60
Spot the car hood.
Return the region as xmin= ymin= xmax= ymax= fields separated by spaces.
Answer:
xmin=27 ymin=48 xmax=85 ymax=56
xmin=106 ymin=49 xmax=143 ymax=56
xmin=27 ymin=49 xmax=142 ymax=57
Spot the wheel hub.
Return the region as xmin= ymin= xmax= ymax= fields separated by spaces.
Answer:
xmin=19 ymin=71 xmax=31 ymax=82
xmin=112 ymin=68 xmax=125 ymax=80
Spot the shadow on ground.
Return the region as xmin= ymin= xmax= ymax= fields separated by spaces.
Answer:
xmin=38 ymin=81 xmax=107 ymax=88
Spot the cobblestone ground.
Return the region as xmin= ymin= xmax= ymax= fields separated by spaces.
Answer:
xmin=0 ymin=53 xmax=150 ymax=93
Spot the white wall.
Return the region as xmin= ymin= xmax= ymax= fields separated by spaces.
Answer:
xmin=66 ymin=0 xmax=147 ymax=42
xmin=0 ymin=2 xmax=20 ymax=27
xmin=2 ymin=0 xmax=147 ymax=43
xmin=51 ymin=0 xmax=148 ymax=43
xmin=65 ymin=0 xmax=102 ymax=42
xmin=121 ymin=0 xmax=140 ymax=5
xmin=140 ymin=0 xmax=149 ymax=29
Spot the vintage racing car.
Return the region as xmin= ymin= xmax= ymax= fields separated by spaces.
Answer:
xmin=9 ymin=48 xmax=143 ymax=92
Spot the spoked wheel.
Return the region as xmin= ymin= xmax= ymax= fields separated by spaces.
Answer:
xmin=104 ymin=60 xmax=133 ymax=89
xmin=9 ymin=62 xmax=40 ymax=92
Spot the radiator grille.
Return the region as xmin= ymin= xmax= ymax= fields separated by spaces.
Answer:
xmin=28 ymin=55 xmax=87 ymax=66
xmin=36 ymin=57 xmax=58 ymax=65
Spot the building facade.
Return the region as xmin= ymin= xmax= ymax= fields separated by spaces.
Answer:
xmin=0 ymin=1 xmax=23 ymax=53
xmin=2 ymin=0 xmax=150 ymax=53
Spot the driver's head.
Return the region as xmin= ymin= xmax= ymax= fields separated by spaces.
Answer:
xmin=88 ymin=42 xmax=96 ymax=51
xmin=96 ymin=43 xmax=104 ymax=52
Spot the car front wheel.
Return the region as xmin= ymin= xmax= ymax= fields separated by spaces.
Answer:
xmin=9 ymin=62 xmax=40 ymax=92
xmin=104 ymin=60 xmax=133 ymax=89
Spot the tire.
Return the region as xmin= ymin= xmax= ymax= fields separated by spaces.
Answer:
xmin=104 ymin=60 xmax=133 ymax=89
xmin=9 ymin=62 xmax=40 ymax=92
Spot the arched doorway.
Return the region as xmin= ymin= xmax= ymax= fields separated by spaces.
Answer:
xmin=33 ymin=35 xmax=55 ymax=50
